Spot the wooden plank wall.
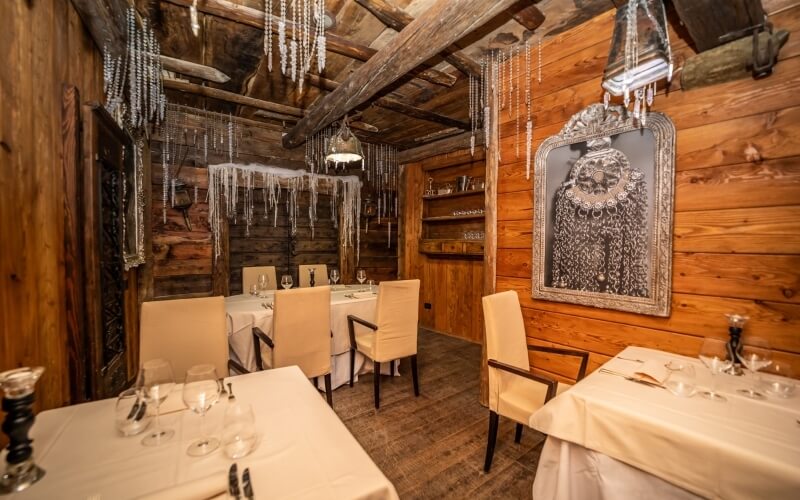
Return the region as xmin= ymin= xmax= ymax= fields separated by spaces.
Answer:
xmin=402 ymin=150 xmax=486 ymax=343
xmin=495 ymin=3 xmax=800 ymax=382
xmin=0 ymin=0 xmax=104 ymax=410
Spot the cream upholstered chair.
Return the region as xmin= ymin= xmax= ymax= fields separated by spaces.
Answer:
xmin=242 ymin=266 xmax=277 ymax=293
xmin=251 ymin=286 xmax=334 ymax=405
xmin=482 ymin=290 xmax=588 ymax=472
xmin=140 ymin=296 xmax=245 ymax=378
xmin=347 ymin=279 xmax=420 ymax=409
xmin=298 ymin=264 xmax=328 ymax=287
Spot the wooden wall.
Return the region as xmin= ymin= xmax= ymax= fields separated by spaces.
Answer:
xmin=401 ymin=150 xmax=486 ymax=343
xmin=0 ymin=0 xmax=104 ymax=410
xmin=495 ymin=3 xmax=800 ymax=382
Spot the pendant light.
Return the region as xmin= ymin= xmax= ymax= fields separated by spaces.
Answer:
xmin=325 ymin=115 xmax=364 ymax=165
xmin=602 ymin=0 xmax=672 ymax=103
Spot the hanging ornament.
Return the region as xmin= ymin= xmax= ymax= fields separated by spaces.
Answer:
xmin=264 ymin=0 xmax=273 ymax=71
xmin=525 ymin=40 xmax=533 ymax=181
xmin=190 ymin=0 xmax=200 ymax=36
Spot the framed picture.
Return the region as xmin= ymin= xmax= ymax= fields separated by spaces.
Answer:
xmin=122 ymin=136 xmax=146 ymax=271
xmin=532 ymin=104 xmax=675 ymax=317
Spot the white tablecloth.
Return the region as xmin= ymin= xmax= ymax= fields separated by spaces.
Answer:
xmin=4 ymin=367 xmax=398 ymax=500
xmin=530 ymin=346 xmax=800 ymax=500
xmin=226 ymin=286 xmax=393 ymax=389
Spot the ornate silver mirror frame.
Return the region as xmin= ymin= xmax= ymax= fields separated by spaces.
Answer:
xmin=532 ymin=104 xmax=675 ymax=317
xmin=122 ymin=137 xmax=146 ymax=270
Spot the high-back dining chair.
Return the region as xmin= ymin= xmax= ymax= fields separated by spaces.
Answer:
xmin=140 ymin=296 xmax=244 ymax=379
xmin=298 ymin=264 xmax=328 ymax=287
xmin=250 ymin=286 xmax=334 ymax=406
xmin=481 ymin=290 xmax=588 ymax=472
xmin=242 ymin=266 xmax=277 ymax=293
xmin=347 ymin=279 xmax=420 ymax=409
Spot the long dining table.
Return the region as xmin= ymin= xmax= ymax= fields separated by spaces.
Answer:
xmin=529 ymin=346 xmax=800 ymax=500
xmin=4 ymin=366 xmax=399 ymax=500
xmin=225 ymin=285 xmax=394 ymax=389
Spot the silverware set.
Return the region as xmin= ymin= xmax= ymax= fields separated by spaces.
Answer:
xmin=229 ymin=463 xmax=254 ymax=499
xmin=615 ymin=356 xmax=645 ymax=363
xmin=598 ymin=368 xmax=664 ymax=389
xmin=261 ymin=302 xmax=273 ymax=310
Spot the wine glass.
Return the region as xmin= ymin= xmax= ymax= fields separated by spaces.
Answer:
xmin=222 ymin=402 xmax=257 ymax=459
xmin=139 ymin=359 xmax=176 ymax=446
xmin=356 ymin=269 xmax=366 ymax=290
xmin=115 ymin=388 xmax=151 ymax=437
xmin=330 ymin=269 xmax=340 ymax=286
xmin=738 ymin=337 xmax=772 ymax=399
xmin=281 ymin=274 xmax=293 ymax=289
xmin=698 ymin=338 xmax=732 ymax=402
xmin=761 ymin=360 xmax=796 ymax=398
xmin=664 ymin=363 xmax=697 ymax=398
xmin=257 ymin=274 xmax=268 ymax=296
xmin=182 ymin=364 xmax=221 ymax=456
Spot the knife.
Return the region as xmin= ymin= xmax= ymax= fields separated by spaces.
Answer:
xmin=229 ymin=463 xmax=240 ymax=500
xmin=242 ymin=468 xmax=254 ymax=500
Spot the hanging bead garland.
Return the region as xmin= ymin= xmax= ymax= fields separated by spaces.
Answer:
xmin=265 ymin=0 xmax=327 ymax=90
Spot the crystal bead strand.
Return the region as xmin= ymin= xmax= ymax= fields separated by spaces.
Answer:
xmin=525 ymin=39 xmax=533 ymax=180
xmin=279 ymin=0 xmax=287 ymax=75
xmin=265 ymin=0 xmax=273 ymax=70
xmin=515 ymin=45 xmax=521 ymax=159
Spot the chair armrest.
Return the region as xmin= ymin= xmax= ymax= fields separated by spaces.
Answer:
xmin=347 ymin=314 xmax=378 ymax=350
xmin=252 ymin=327 xmax=274 ymax=371
xmin=488 ymin=359 xmax=558 ymax=403
xmin=228 ymin=359 xmax=249 ymax=375
xmin=527 ymin=345 xmax=590 ymax=381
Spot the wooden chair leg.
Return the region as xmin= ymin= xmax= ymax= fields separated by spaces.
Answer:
xmin=349 ymin=349 xmax=355 ymax=387
xmin=484 ymin=410 xmax=499 ymax=473
xmin=324 ymin=373 xmax=333 ymax=407
xmin=313 ymin=376 xmax=318 ymax=388
xmin=373 ymin=361 xmax=381 ymax=409
xmin=410 ymin=354 xmax=420 ymax=397
xmin=515 ymin=423 xmax=523 ymax=444
xmin=389 ymin=359 xmax=395 ymax=376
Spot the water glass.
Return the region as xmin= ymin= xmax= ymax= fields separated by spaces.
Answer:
xmin=139 ymin=359 xmax=176 ymax=446
xmin=367 ymin=279 xmax=376 ymax=293
xmin=761 ymin=360 xmax=795 ymax=398
xmin=222 ymin=402 xmax=258 ymax=459
xmin=115 ymin=388 xmax=151 ymax=437
xmin=183 ymin=364 xmax=221 ymax=456
xmin=257 ymin=274 xmax=269 ymax=296
xmin=249 ymin=284 xmax=258 ymax=296
xmin=281 ymin=274 xmax=293 ymax=289
xmin=664 ymin=364 xmax=697 ymax=398
xmin=330 ymin=269 xmax=340 ymax=285
xmin=698 ymin=338 xmax=732 ymax=402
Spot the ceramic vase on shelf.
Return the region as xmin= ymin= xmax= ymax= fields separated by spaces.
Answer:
xmin=0 ymin=366 xmax=46 ymax=494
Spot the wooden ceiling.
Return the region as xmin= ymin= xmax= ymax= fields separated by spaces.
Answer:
xmin=136 ymin=0 xmax=619 ymax=149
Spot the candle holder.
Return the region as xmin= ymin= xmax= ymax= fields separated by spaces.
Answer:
xmin=724 ymin=314 xmax=749 ymax=376
xmin=0 ymin=367 xmax=45 ymax=494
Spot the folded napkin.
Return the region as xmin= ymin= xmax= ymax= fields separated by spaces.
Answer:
xmin=352 ymin=291 xmax=376 ymax=299
xmin=634 ymin=360 xmax=669 ymax=385
xmin=136 ymin=472 xmax=227 ymax=500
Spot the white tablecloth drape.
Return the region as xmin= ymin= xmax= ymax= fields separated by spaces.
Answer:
xmin=226 ymin=287 xmax=394 ymax=389
xmin=530 ymin=346 xmax=800 ymax=500
xmin=4 ymin=367 xmax=399 ymax=500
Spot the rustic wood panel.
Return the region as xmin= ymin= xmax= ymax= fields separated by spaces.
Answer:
xmin=493 ymin=6 xmax=800 ymax=379
xmin=0 ymin=0 xmax=105 ymax=411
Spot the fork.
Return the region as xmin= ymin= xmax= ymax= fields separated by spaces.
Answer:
xmin=599 ymin=368 xmax=663 ymax=389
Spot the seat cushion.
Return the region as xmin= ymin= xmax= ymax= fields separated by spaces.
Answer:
xmin=497 ymin=375 xmax=553 ymax=425
xmin=354 ymin=331 xmax=375 ymax=359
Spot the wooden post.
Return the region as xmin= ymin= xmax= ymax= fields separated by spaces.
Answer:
xmin=480 ymin=69 xmax=500 ymax=407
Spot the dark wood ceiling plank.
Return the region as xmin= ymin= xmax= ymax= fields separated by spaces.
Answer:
xmin=160 ymin=55 xmax=231 ymax=83
xmin=508 ymin=1 xmax=546 ymax=31
xmin=164 ymin=78 xmax=305 ymax=117
xmin=70 ymin=0 xmax=131 ymax=55
xmin=397 ymin=130 xmax=484 ymax=163
xmin=672 ymin=0 xmax=766 ymax=52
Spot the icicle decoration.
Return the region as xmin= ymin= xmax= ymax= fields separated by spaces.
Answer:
xmin=267 ymin=0 xmax=326 ymax=82
xmin=264 ymin=0 xmax=273 ymax=71
xmin=190 ymin=0 xmax=200 ymax=36
xmin=525 ymin=40 xmax=533 ymax=180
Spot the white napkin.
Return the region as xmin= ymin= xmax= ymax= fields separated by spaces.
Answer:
xmin=634 ymin=360 xmax=669 ymax=385
xmin=136 ymin=472 xmax=227 ymax=500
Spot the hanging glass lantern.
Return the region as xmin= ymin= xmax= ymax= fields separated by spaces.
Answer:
xmin=602 ymin=0 xmax=672 ymax=98
xmin=325 ymin=116 xmax=364 ymax=165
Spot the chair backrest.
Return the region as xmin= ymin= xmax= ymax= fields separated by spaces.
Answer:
xmin=139 ymin=296 xmax=229 ymax=379
xmin=272 ymin=286 xmax=331 ymax=378
xmin=242 ymin=266 xmax=277 ymax=293
xmin=298 ymin=264 xmax=328 ymax=287
xmin=373 ymin=279 xmax=420 ymax=362
xmin=482 ymin=290 xmax=530 ymax=411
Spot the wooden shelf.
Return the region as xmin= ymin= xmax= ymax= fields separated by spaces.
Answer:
xmin=422 ymin=189 xmax=484 ymax=201
xmin=419 ymin=238 xmax=484 ymax=257
xmin=422 ymin=214 xmax=485 ymax=223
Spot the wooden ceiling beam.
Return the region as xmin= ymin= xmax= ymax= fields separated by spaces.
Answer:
xmin=162 ymin=0 xmax=456 ymax=87
xmin=283 ymin=0 xmax=518 ymax=148
xmin=397 ymin=131 xmax=484 ymax=164
xmin=70 ymin=0 xmax=130 ymax=55
xmin=354 ymin=0 xmax=481 ymax=77
xmin=304 ymin=74 xmax=470 ymax=130
xmin=160 ymin=56 xmax=231 ymax=83
xmin=163 ymin=78 xmax=305 ymax=118
xmin=508 ymin=1 xmax=547 ymax=31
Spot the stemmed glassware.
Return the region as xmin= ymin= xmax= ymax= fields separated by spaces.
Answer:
xmin=761 ymin=360 xmax=796 ymax=398
xmin=182 ymin=364 xmax=221 ymax=457
xmin=257 ymin=274 xmax=269 ymax=297
xmin=281 ymin=274 xmax=293 ymax=289
xmin=330 ymin=269 xmax=340 ymax=286
xmin=698 ymin=338 xmax=733 ymax=402
xmin=222 ymin=403 xmax=257 ymax=459
xmin=139 ymin=359 xmax=176 ymax=446
xmin=356 ymin=269 xmax=366 ymax=290
xmin=738 ymin=337 xmax=773 ymax=399
xmin=664 ymin=363 xmax=697 ymax=398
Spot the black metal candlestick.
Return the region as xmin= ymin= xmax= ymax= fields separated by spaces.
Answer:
xmin=724 ymin=314 xmax=749 ymax=376
xmin=309 ymin=268 xmax=315 ymax=287
xmin=0 ymin=367 xmax=45 ymax=494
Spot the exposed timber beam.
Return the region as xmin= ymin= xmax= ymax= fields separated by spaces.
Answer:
xmin=397 ymin=131 xmax=484 ymax=164
xmin=160 ymin=56 xmax=231 ymax=83
xmin=70 ymin=0 xmax=130 ymax=55
xmin=163 ymin=0 xmax=456 ymax=87
xmin=304 ymin=73 xmax=470 ymax=130
xmin=354 ymin=0 xmax=481 ymax=77
xmin=507 ymin=0 xmax=546 ymax=31
xmin=163 ymin=79 xmax=305 ymax=118
xmin=283 ymin=0 xmax=517 ymax=148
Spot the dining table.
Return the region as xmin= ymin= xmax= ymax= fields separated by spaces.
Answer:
xmin=226 ymin=285 xmax=394 ymax=390
xmin=3 ymin=366 xmax=399 ymax=500
xmin=529 ymin=346 xmax=800 ymax=500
